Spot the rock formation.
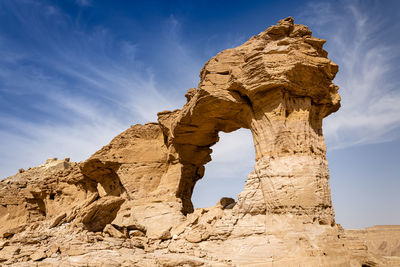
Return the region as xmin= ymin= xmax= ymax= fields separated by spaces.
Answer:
xmin=342 ymin=225 xmax=400 ymax=266
xmin=0 ymin=17 xmax=398 ymax=266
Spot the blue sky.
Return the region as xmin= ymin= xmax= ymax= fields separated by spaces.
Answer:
xmin=0 ymin=0 xmax=399 ymax=229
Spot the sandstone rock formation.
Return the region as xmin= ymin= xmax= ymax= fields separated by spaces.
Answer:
xmin=0 ymin=17 xmax=398 ymax=266
xmin=342 ymin=225 xmax=400 ymax=265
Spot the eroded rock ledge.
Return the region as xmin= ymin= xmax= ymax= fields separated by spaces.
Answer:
xmin=0 ymin=17 xmax=397 ymax=266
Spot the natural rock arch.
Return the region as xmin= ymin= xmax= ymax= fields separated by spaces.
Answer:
xmin=4 ymin=17 xmax=388 ymax=266
xmin=63 ymin=18 xmax=340 ymax=241
xmin=190 ymin=128 xmax=254 ymax=209
xmin=155 ymin=17 xmax=339 ymax=224
xmin=70 ymin=18 xmax=340 ymax=241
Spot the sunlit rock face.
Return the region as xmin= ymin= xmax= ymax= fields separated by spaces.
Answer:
xmin=157 ymin=17 xmax=340 ymax=223
xmin=0 ymin=18 xmax=394 ymax=266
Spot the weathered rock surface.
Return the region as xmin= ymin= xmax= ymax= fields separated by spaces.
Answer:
xmin=0 ymin=17 xmax=397 ymax=266
xmin=342 ymin=225 xmax=400 ymax=265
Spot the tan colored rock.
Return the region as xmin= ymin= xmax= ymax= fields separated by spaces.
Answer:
xmin=0 ymin=245 xmax=20 ymax=263
xmin=131 ymin=236 xmax=147 ymax=249
xmin=103 ymin=224 xmax=125 ymax=238
xmin=49 ymin=212 xmax=66 ymax=228
xmin=185 ymin=224 xmax=211 ymax=243
xmin=31 ymin=248 xmax=47 ymax=261
xmin=0 ymin=240 xmax=9 ymax=249
xmin=43 ymin=158 xmax=71 ymax=172
xmin=0 ymin=158 xmax=93 ymax=238
xmin=48 ymin=243 xmax=60 ymax=255
xmin=216 ymin=197 xmax=235 ymax=209
xmin=129 ymin=229 xmax=145 ymax=237
xmin=155 ymin=255 xmax=206 ymax=267
xmin=75 ymin=196 xmax=125 ymax=232
xmin=344 ymin=225 xmax=400 ymax=258
xmin=2 ymin=225 xmax=25 ymax=238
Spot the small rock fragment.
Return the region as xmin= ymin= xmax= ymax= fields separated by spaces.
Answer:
xmin=104 ymin=224 xmax=126 ymax=239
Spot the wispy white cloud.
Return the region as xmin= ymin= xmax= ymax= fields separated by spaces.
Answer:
xmin=0 ymin=1 xmax=250 ymax=210
xmin=4 ymin=0 xmax=398 ymax=191
xmin=75 ymin=0 xmax=91 ymax=7
xmin=0 ymin=2 xmax=192 ymax=178
xmin=299 ymin=1 xmax=400 ymax=149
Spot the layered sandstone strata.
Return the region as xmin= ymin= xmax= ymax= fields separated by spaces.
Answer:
xmin=0 ymin=17 xmax=396 ymax=266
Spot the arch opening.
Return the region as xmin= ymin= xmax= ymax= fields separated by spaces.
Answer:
xmin=191 ymin=129 xmax=255 ymax=209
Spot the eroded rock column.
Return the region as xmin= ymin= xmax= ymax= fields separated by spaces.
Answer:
xmin=249 ymin=89 xmax=334 ymax=224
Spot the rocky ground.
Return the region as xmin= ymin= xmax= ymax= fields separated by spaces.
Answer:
xmin=0 ymin=159 xmax=399 ymax=266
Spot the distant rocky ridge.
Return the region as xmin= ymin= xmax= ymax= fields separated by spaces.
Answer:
xmin=0 ymin=17 xmax=399 ymax=266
